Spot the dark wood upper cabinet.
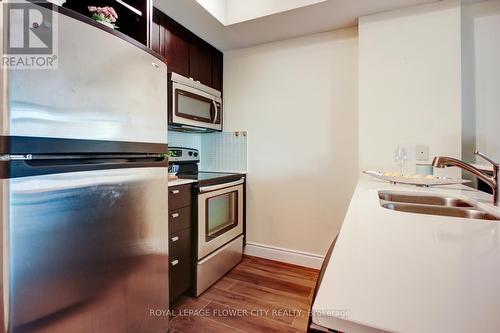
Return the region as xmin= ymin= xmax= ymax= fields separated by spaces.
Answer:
xmin=151 ymin=7 xmax=223 ymax=92
xmin=189 ymin=40 xmax=213 ymax=87
xmin=164 ymin=18 xmax=190 ymax=78
xmin=150 ymin=10 xmax=160 ymax=53
xmin=211 ymin=48 xmax=223 ymax=92
xmin=63 ymin=0 xmax=151 ymax=46
xmin=152 ymin=9 xmax=189 ymax=76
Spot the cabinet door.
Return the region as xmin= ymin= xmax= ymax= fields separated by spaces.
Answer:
xmin=168 ymin=184 xmax=192 ymax=211
xmin=211 ymin=48 xmax=223 ymax=92
xmin=150 ymin=10 xmax=161 ymax=54
xmin=169 ymin=206 xmax=192 ymax=234
xmin=63 ymin=0 xmax=150 ymax=45
xmin=116 ymin=0 xmax=150 ymax=45
xmin=150 ymin=8 xmax=223 ymax=91
xmin=169 ymin=228 xmax=192 ymax=302
xmin=189 ymin=40 xmax=213 ymax=87
xmin=164 ymin=16 xmax=190 ymax=77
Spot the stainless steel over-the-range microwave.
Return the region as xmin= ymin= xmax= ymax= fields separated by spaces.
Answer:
xmin=169 ymin=72 xmax=222 ymax=132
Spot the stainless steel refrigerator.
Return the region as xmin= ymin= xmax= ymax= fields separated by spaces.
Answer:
xmin=1 ymin=2 xmax=169 ymax=332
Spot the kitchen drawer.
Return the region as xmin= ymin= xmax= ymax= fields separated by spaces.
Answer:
xmin=169 ymin=206 xmax=192 ymax=234
xmin=169 ymin=228 xmax=192 ymax=302
xmin=169 ymin=254 xmax=192 ymax=302
xmin=169 ymin=184 xmax=192 ymax=211
xmin=169 ymin=228 xmax=191 ymax=260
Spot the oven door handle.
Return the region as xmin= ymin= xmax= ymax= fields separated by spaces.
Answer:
xmin=199 ymin=178 xmax=244 ymax=193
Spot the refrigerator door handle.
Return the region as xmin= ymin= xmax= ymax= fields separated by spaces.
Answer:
xmin=0 ymin=154 xmax=33 ymax=161
xmin=4 ymin=154 xmax=168 ymax=179
xmin=25 ymin=156 xmax=166 ymax=167
xmin=28 ymin=153 xmax=166 ymax=160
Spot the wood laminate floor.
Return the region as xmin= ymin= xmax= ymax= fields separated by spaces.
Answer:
xmin=170 ymin=256 xmax=319 ymax=333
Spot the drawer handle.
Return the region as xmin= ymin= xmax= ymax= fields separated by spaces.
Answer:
xmin=171 ymin=190 xmax=180 ymax=195
xmin=171 ymin=260 xmax=179 ymax=266
xmin=170 ymin=213 xmax=179 ymax=218
xmin=171 ymin=236 xmax=179 ymax=242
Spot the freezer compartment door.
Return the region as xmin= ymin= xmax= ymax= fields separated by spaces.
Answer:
xmin=3 ymin=1 xmax=167 ymax=144
xmin=3 ymin=167 xmax=169 ymax=332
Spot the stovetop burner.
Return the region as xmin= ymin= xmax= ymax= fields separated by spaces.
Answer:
xmin=197 ymin=172 xmax=240 ymax=180
xmin=178 ymin=171 xmax=243 ymax=185
xmin=169 ymin=147 xmax=244 ymax=186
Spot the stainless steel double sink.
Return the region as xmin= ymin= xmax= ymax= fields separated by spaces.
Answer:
xmin=378 ymin=191 xmax=500 ymax=221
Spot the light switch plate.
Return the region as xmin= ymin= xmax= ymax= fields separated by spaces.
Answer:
xmin=415 ymin=145 xmax=429 ymax=161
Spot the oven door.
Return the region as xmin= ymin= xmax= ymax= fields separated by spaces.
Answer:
xmin=197 ymin=179 xmax=244 ymax=259
xmin=172 ymin=82 xmax=222 ymax=131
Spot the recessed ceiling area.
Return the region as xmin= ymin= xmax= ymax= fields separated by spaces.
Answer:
xmin=195 ymin=0 xmax=327 ymax=25
xmin=154 ymin=0 xmax=448 ymax=50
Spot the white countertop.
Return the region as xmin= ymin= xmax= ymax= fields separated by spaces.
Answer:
xmin=312 ymin=175 xmax=500 ymax=333
xmin=168 ymin=178 xmax=196 ymax=187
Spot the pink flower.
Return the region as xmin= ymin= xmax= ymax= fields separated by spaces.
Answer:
xmin=88 ymin=6 xmax=118 ymax=23
xmin=108 ymin=7 xmax=118 ymax=19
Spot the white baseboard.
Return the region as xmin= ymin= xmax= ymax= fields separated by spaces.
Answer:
xmin=244 ymin=242 xmax=324 ymax=269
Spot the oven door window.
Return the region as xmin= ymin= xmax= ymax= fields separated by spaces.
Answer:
xmin=206 ymin=190 xmax=238 ymax=241
xmin=176 ymin=89 xmax=214 ymax=123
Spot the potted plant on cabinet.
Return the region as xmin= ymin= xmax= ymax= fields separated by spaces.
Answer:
xmin=88 ymin=6 xmax=118 ymax=29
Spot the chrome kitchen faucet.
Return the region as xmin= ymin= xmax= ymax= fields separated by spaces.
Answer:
xmin=432 ymin=150 xmax=499 ymax=206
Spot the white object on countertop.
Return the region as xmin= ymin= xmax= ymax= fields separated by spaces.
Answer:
xmin=415 ymin=163 xmax=433 ymax=176
xmin=312 ymin=175 xmax=500 ymax=333
xmin=363 ymin=170 xmax=470 ymax=186
xmin=394 ymin=145 xmax=410 ymax=175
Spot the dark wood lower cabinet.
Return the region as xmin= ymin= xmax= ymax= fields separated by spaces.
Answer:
xmin=169 ymin=206 xmax=192 ymax=234
xmin=169 ymin=184 xmax=192 ymax=211
xmin=168 ymin=184 xmax=194 ymax=303
xmin=169 ymin=228 xmax=192 ymax=302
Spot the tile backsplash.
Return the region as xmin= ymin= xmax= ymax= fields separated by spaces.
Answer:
xmin=168 ymin=130 xmax=247 ymax=173
xmin=168 ymin=131 xmax=202 ymax=151
xmin=201 ymin=132 xmax=247 ymax=173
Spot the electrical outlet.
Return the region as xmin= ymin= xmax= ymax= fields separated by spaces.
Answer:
xmin=415 ymin=145 xmax=429 ymax=161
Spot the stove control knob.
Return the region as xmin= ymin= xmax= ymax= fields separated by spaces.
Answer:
xmin=194 ymin=153 xmax=198 ymax=157
xmin=188 ymin=152 xmax=193 ymax=156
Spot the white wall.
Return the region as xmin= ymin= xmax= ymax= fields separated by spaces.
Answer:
xmin=461 ymin=0 xmax=477 ymax=166
xmin=358 ymin=0 xmax=462 ymax=175
xmin=462 ymin=1 xmax=500 ymax=163
xmin=223 ymin=28 xmax=358 ymax=256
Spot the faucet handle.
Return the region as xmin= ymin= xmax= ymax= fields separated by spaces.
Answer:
xmin=474 ymin=149 xmax=499 ymax=167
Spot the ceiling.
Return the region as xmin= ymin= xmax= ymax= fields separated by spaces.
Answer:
xmin=195 ymin=0 xmax=328 ymax=25
xmin=153 ymin=0 xmax=454 ymax=51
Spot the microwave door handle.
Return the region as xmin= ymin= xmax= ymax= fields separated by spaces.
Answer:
xmin=212 ymin=100 xmax=218 ymax=124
